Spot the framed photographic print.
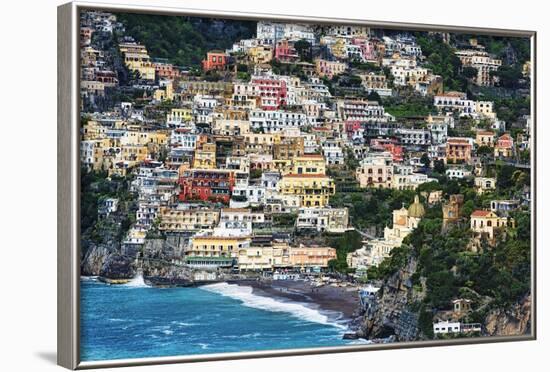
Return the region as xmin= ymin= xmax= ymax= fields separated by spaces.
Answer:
xmin=57 ymin=1 xmax=536 ymax=369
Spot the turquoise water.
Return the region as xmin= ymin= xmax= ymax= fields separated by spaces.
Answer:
xmin=80 ymin=278 xmax=358 ymax=361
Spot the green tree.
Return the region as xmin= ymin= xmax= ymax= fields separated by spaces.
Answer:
xmin=462 ymin=66 xmax=478 ymax=79
xmin=294 ymin=39 xmax=312 ymax=62
xmin=420 ymin=153 xmax=431 ymax=168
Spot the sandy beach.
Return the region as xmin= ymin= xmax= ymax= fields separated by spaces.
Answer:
xmin=234 ymin=279 xmax=361 ymax=322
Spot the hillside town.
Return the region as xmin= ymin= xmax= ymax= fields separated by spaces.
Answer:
xmin=79 ymin=10 xmax=532 ymax=341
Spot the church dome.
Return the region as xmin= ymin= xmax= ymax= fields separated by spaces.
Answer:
xmin=408 ymin=195 xmax=425 ymax=218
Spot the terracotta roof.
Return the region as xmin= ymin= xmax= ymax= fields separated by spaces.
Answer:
xmin=471 ymin=210 xmax=492 ymax=217
xmin=447 ymin=138 xmax=471 ymax=145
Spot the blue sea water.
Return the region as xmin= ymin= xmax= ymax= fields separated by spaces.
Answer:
xmin=80 ymin=277 xmax=359 ymax=361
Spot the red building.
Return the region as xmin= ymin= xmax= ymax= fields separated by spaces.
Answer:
xmin=370 ymin=138 xmax=404 ymax=162
xmin=154 ymin=62 xmax=181 ymax=79
xmin=179 ymin=169 xmax=235 ymax=204
xmin=274 ymin=40 xmax=298 ymax=62
xmin=345 ymin=120 xmax=364 ymax=139
xmin=202 ymin=51 xmax=227 ymax=72
xmin=251 ymin=76 xmax=287 ymax=110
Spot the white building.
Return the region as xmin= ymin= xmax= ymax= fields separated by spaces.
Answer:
xmin=296 ymin=207 xmax=350 ymax=233
xmin=396 ymin=128 xmax=431 ymax=147
xmin=446 ymin=167 xmax=472 ymax=180
xmin=249 ymin=109 xmax=307 ymax=133
xmin=321 ymin=139 xmax=345 ymax=165
xmin=433 ymin=321 xmax=461 ymax=335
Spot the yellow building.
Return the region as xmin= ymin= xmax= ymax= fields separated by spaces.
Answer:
xmin=475 ymin=130 xmax=495 ymax=147
xmin=121 ymin=145 xmax=149 ymax=163
xmin=278 ymin=174 xmax=335 ymax=207
xmin=153 ymin=82 xmax=174 ymax=101
xmin=273 ymin=137 xmax=305 ymax=160
xmin=167 ymin=108 xmax=193 ymax=124
xmin=212 ymin=119 xmax=251 ymax=136
xmin=81 ymin=120 xmax=108 ymax=140
xmin=238 ymin=246 xmax=276 ymax=270
xmin=193 ymin=143 xmax=217 ymax=169
xmin=121 ymin=131 xmax=168 ymax=146
xmin=474 ymin=177 xmax=496 ymax=195
xmin=248 ymin=45 xmax=273 ymax=65
xmin=475 ymin=101 xmax=496 ymax=119
xmin=470 ymin=210 xmax=515 ymax=240
xmin=272 ymin=158 xmax=293 ymax=174
xmin=331 ymin=38 xmax=347 ymax=59
xmin=291 ymin=154 xmax=326 ymax=175
xmin=158 ymin=208 xmax=220 ymax=232
xmin=315 ymin=59 xmax=347 ymax=79
xmin=122 ymin=52 xmax=155 ymax=80
xmin=188 ymin=236 xmax=251 ymax=258
xmin=244 ymin=133 xmax=275 ymax=154
xmin=119 ymin=42 xmax=156 ymax=80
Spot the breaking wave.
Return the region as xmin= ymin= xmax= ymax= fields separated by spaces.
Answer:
xmin=201 ymin=283 xmax=345 ymax=329
xmin=123 ymin=273 xmax=149 ymax=288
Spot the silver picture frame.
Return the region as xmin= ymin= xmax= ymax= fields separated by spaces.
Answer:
xmin=58 ymin=1 xmax=537 ymax=369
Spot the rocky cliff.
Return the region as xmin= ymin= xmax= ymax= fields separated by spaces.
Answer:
xmin=485 ymin=294 xmax=531 ymax=336
xmin=357 ymin=257 xmax=426 ymax=341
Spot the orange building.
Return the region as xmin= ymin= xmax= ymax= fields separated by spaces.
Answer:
xmin=202 ymin=51 xmax=227 ymax=71
xmin=446 ymin=138 xmax=472 ymax=164
xmin=289 ymin=245 xmax=337 ymax=268
xmin=154 ymin=62 xmax=180 ymax=79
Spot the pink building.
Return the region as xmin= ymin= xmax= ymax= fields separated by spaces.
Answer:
xmin=251 ymin=77 xmax=288 ymax=110
xmin=275 ymin=40 xmax=299 ymax=62
xmin=494 ymin=133 xmax=514 ymax=158
xmin=352 ymin=37 xmax=377 ymax=61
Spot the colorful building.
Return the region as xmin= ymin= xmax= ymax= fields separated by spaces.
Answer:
xmin=470 ymin=210 xmax=515 ymax=240
xmin=289 ymin=245 xmax=337 ymax=268
xmin=356 ymin=152 xmax=394 ymax=188
xmin=202 ymin=51 xmax=227 ymax=71
xmin=291 ymin=154 xmax=326 ymax=175
xmin=158 ymin=208 xmax=220 ymax=232
xmin=494 ymin=133 xmax=514 ymax=158
xmin=278 ymin=174 xmax=335 ymax=207
xmin=179 ymin=169 xmax=235 ymax=203
xmin=445 ymin=138 xmax=472 ymax=164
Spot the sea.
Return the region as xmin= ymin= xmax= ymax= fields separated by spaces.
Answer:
xmin=80 ymin=276 xmax=362 ymax=361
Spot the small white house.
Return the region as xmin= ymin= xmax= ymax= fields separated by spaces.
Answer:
xmin=433 ymin=321 xmax=461 ymax=335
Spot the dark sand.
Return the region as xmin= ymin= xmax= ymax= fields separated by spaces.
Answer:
xmin=235 ymin=279 xmax=361 ymax=322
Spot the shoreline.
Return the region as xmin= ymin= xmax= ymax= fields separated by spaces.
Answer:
xmin=83 ymin=276 xmax=363 ymax=331
xmin=82 ymin=276 xmax=367 ymax=338
xmin=233 ymin=279 xmax=362 ymax=326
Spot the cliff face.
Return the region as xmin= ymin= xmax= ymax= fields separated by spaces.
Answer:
xmin=81 ymin=244 xmax=113 ymax=276
xmin=485 ymin=295 xmax=531 ymax=336
xmin=356 ymin=253 xmax=531 ymax=342
xmin=80 ymin=218 xmax=124 ymax=276
xmin=358 ymin=257 xmax=426 ymax=341
xmin=99 ymin=253 xmax=136 ymax=279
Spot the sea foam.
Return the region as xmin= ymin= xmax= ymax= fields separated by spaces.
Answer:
xmin=123 ymin=273 xmax=149 ymax=288
xmin=201 ymin=283 xmax=346 ymax=329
